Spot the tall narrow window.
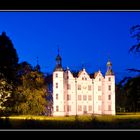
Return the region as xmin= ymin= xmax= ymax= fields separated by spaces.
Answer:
xmin=56 ymin=106 xmax=59 ymax=112
xmin=78 ymin=105 xmax=82 ymax=112
xmin=83 ymin=95 xmax=87 ymax=100
xmin=67 ymin=105 xmax=71 ymax=112
xmin=67 ymin=94 xmax=71 ymax=100
xmin=98 ymin=95 xmax=102 ymax=101
xmin=108 ymin=77 xmax=111 ymax=81
xmin=56 ymin=94 xmax=58 ymax=100
xmin=98 ymin=86 xmax=101 ymax=91
xmin=99 ymin=78 xmax=101 ymax=81
xmin=56 ymin=73 xmax=58 ymax=78
xmin=67 ymin=84 xmax=71 ymax=90
xmin=88 ymin=95 xmax=92 ymax=101
xmin=78 ymin=95 xmax=82 ymax=100
xmin=88 ymin=85 xmax=91 ymax=91
xmin=108 ymin=95 xmax=111 ymax=100
xmin=83 ymin=105 xmax=87 ymax=113
xmin=56 ymin=83 xmax=58 ymax=88
xmin=88 ymin=105 xmax=92 ymax=111
xmin=108 ymin=85 xmax=111 ymax=91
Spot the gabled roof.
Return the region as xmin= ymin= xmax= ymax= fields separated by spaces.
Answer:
xmin=93 ymin=70 xmax=104 ymax=79
xmin=93 ymin=72 xmax=99 ymax=78
xmin=78 ymin=70 xmax=83 ymax=77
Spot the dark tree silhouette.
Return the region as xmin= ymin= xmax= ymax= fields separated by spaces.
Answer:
xmin=128 ymin=25 xmax=140 ymax=73
xmin=0 ymin=32 xmax=19 ymax=82
xmin=123 ymin=76 xmax=140 ymax=112
xmin=130 ymin=25 xmax=140 ymax=53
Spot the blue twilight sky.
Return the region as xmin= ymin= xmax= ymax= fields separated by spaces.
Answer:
xmin=0 ymin=11 xmax=140 ymax=83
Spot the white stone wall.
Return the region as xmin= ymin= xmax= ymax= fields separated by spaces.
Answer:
xmin=53 ymin=68 xmax=115 ymax=116
xmin=53 ymin=71 xmax=65 ymax=116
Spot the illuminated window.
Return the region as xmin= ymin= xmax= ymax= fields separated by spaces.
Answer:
xmin=88 ymin=85 xmax=91 ymax=91
xmin=108 ymin=95 xmax=111 ymax=100
xmin=88 ymin=95 xmax=92 ymax=101
xmin=56 ymin=73 xmax=58 ymax=78
xmin=108 ymin=77 xmax=111 ymax=81
xmin=78 ymin=105 xmax=82 ymax=112
xmin=78 ymin=95 xmax=82 ymax=100
xmin=83 ymin=95 xmax=87 ymax=100
xmin=108 ymin=85 xmax=111 ymax=91
xmin=67 ymin=84 xmax=71 ymax=90
xmin=56 ymin=106 xmax=59 ymax=112
xmin=78 ymin=85 xmax=81 ymax=90
xmin=56 ymin=94 xmax=58 ymax=100
xmin=108 ymin=105 xmax=111 ymax=111
xmin=67 ymin=105 xmax=71 ymax=112
xmin=98 ymin=86 xmax=101 ymax=91
xmin=67 ymin=94 xmax=71 ymax=100
xmin=56 ymin=83 xmax=58 ymax=88
xmin=88 ymin=105 xmax=92 ymax=111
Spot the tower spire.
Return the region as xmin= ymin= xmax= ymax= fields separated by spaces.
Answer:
xmin=54 ymin=46 xmax=63 ymax=71
xmin=106 ymin=59 xmax=114 ymax=75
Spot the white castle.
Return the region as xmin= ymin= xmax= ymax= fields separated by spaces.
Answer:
xmin=52 ymin=50 xmax=115 ymax=116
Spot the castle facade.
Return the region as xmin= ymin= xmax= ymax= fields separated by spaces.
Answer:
xmin=52 ymin=52 xmax=115 ymax=116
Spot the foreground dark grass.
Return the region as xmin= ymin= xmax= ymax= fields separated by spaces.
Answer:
xmin=1 ymin=113 xmax=140 ymax=129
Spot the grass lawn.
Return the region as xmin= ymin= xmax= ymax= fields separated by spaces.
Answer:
xmin=1 ymin=113 xmax=140 ymax=129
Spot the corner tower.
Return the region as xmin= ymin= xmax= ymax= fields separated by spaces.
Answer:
xmin=104 ymin=59 xmax=116 ymax=115
xmin=53 ymin=48 xmax=65 ymax=116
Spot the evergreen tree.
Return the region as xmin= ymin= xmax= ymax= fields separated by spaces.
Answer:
xmin=0 ymin=32 xmax=18 ymax=82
